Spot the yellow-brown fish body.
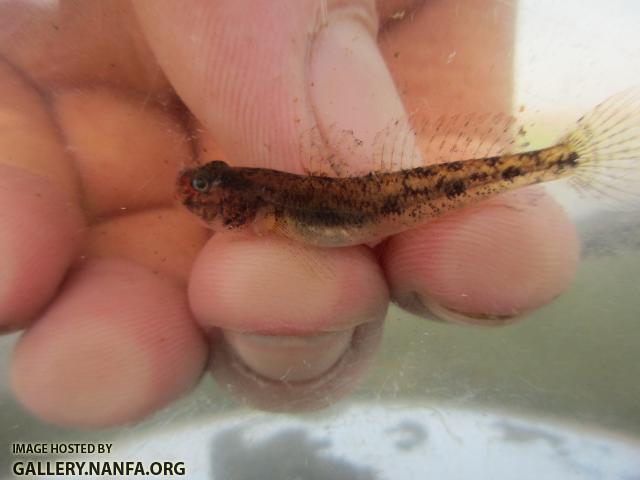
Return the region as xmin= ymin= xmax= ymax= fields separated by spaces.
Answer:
xmin=178 ymin=89 xmax=640 ymax=247
xmin=178 ymin=146 xmax=578 ymax=247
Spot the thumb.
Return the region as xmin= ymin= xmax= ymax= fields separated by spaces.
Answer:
xmin=134 ymin=0 xmax=407 ymax=173
xmin=135 ymin=0 xmax=395 ymax=392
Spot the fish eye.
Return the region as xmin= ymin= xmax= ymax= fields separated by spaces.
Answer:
xmin=191 ymin=175 xmax=211 ymax=193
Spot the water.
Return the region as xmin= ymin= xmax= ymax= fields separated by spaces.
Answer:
xmin=0 ymin=0 xmax=639 ymax=478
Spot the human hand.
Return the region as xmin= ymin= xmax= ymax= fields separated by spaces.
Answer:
xmin=0 ymin=0 xmax=578 ymax=427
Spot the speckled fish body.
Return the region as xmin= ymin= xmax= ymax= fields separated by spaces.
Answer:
xmin=177 ymin=89 xmax=640 ymax=247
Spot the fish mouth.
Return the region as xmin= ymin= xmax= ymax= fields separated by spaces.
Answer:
xmin=176 ymin=170 xmax=195 ymax=198
xmin=182 ymin=198 xmax=220 ymax=223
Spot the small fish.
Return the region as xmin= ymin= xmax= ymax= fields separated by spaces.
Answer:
xmin=177 ymin=89 xmax=640 ymax=247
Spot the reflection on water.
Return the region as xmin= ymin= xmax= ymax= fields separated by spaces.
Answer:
xmin=3 ymin=405 xmax=634 ymax=480
xmin=210 ymin=427 xmax=377 ymax=480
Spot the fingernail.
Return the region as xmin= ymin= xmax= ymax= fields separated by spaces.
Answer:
xmin=222 ymin=329 xmax=354 ymax=382
xmin=400 ymin=291 xmax=525 ymax=326
xmin=309 ymin=5 xmax=419 ymax=172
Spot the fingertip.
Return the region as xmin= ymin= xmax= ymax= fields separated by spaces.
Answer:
xmin=10 ymin=259 xmax=207 ymax=427
xmin=382 ymin=190 xmax=579 ymax=323
xmin=309 ymin=2 xmax=414 ymax=172
xmin=188 ymin=233 xmax=389 ymax=335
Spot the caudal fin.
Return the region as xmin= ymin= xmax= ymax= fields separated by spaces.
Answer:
xmin=562 ymin=87 xmax=640 ymax=208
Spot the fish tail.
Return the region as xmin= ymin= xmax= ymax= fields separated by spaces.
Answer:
xmin=562 ymin=87 xmax=640 ymax=208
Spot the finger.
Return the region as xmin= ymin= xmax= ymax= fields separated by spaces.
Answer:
xmin=189 ymin=232 xmax=388 ymax=382
xmin=51 ymin=84 xmax=210 ymax=279
xmin=211 ymin=319 xmax=383 ymax=412
xmin=381 ymin=189 xmax=579 ymax=324
xmin=6 ymin=85 xmax=212 ymax=426
xmin=190 ymin=233 xmax=388 ymax=334
xmin=0 ymin=1 xmax=172 ymax=96
xmin=134 ymin=0 xmax=409 ymax=173
xmin=0 ymin=61 xmax=84 ymax=330
xmin=378 ymin=0 xmax=514 ymax=116
xmin=135 ymin=0 xmax=399 ymax=394
xmin=10 ymin=259 xmax=207 ymax=427
xmin=374 ymin=2 xmax=579 ymax=324
xmin=52 ymin=87 xmax=190 ymax=218
xmin=0 ymin=167 xmax=83 ymax=331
